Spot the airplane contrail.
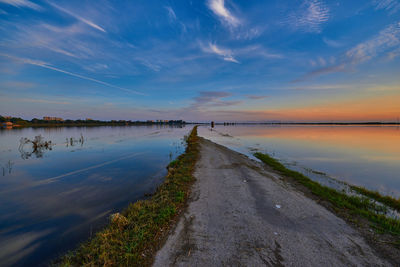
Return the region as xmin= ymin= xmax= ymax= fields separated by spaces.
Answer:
xmin=0 ymin=53 xmax=146 ymax=96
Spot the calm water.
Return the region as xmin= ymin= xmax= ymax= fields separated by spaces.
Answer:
xmin=198 ymin=125 xmax=400 ymax=198
xmin=2 ymin=125 xmax=400 ymax=266
xmin=0 ymin=125 xmax=190 ymax=266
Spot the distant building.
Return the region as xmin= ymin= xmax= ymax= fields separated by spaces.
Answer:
xmin=3 ymin=116 xmax=12 ymax=119
xmin=86 ymin=118 xmax=93 ymax=121
xmin=43 ymin=116 xmax=64 ymax=121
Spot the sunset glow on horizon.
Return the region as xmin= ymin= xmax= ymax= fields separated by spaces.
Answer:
xmin=0 ymin=0 xmax=399 ymax=122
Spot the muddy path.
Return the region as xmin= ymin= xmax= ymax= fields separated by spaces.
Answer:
xmin=154 ymin=137 xmax=391 ymax=266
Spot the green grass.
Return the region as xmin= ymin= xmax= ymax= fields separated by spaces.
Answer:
xmin=59 ymin=126 xmax=199 ymax=266
xmin=254 ymin=152 xmax=400 ymax=236
xmin=349 ymin=185 xmax=400 ymax=213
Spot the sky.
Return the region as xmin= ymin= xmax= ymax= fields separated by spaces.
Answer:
xmin=0 ymin=0 xmax=399 ymax=122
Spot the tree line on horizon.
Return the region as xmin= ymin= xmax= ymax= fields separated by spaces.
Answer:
xmin=0 ymin=115 xmax=186 ymax=126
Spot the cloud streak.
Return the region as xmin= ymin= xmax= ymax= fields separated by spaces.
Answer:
xmin=374 ymin=0 xmax=400 ymax=14
xmin=201 ymin=42 xmax=239 ymax=63
xmin=292 ymin=64 xmax=346 ymax=82
xmin=295 ymin=22 xmax=400 ymax=81
xmin=48 ymin=2 xmax=106 ymax=33
xmin=235 ymin=45 xmax=283 ymax=59
xmin=0 ymin=53 xmax=145 ymax=95
xmin=189 ymin=91 xmax=241 ymax=110
xmin=346 ymin=22 xmax=400 ymax=64
xmin=323 ymin=37 xmax=343 ymax=48
xmin=207 ymin=0 xmax=240 ymax=28
xmin=164 ymin=6 xmax=186 ymax=33
xmin=165 ymin=6 xmax=177 ymax=21
xmin=0 ymin=0 xmax=41 ymax=10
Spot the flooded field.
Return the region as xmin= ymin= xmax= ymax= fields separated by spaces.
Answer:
xmin=1 ymin=124 xmax=399 ymax=266
xmin=198 ymin=125 xmax=400 ymax=198
xmin=0 ymin=125 xmax=190 ymax=266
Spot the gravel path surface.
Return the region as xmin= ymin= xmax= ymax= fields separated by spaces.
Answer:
xmin=154 ymin=137 xmax=390 ymax=266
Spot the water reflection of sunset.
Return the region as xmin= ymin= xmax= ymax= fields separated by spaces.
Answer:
xmin=220 ymin=126 xmax=400 ymax=156
xmin=200 ymin=125 xmax=400 ymax=197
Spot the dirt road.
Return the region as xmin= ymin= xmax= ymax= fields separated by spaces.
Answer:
xmin=153 ymin=137 xmax=390 ymax=266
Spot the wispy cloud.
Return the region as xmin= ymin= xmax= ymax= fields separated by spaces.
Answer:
xmin=1 ymin=22 xmax=98 ymax=60
xmin=346 ymin=22 xmax=400 ymax=64
xmin=139 ymin=59 xmax=161 ymax=72
xmin=48 ymin=2 xmax=106 ymax=33
xmin=0 ymin=53 xmax=145 ymax=95
xmin=207 ymin=0 xmax=240 ymax=28
xmin=83 ymin=63 xmax=109 ymax=73
xmin=374 ymin=0 xmax=400 ymax=14
xmin=246 ymin=95 xmax=269 ymax=100
xmin=295 ymin=22 xmax=400 ymax=81
xmin=191 ymin=91 xmax=241 ymax=109
xmin=319 ymin=56 xmax=328 ymax=66
xmin=165 ymin=6 xmax=177 ymax=22
xmin=235 ymin=45 xmax=283 ymax=59
xmin=286 ymin=0 xmax=329 ymax=33
xmin=387 ymin=47 xmax=400 ymax=60
xmin=0 ymin=0 xmax=41 ymax=10
xmin=200 ymin=42 xmax=239 ymax=63
xmin=292 ymin=64 xmax=346 ymax=82
xmin=235 ymin=27 xmax=263 ymax=40
xmin=41 ymin=22 xmax=85 ymax=35
xmin=164 ymin=6 xmax=186 ymax=33
xmin=323 ymin=37 xmax=343 ymax=48
xmin=134 ymin=91 xmax=243 ymax=122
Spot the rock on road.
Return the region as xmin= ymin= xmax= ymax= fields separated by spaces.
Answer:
xmin=153 ymin=137 xmax=390 ymax=266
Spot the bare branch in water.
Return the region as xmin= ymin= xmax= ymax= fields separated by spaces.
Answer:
xmin=19 ymin=135 xmax=53 ymax=159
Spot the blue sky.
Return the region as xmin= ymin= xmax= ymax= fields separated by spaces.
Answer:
xmin=0 ymin=0 xmax=399 ymax=121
